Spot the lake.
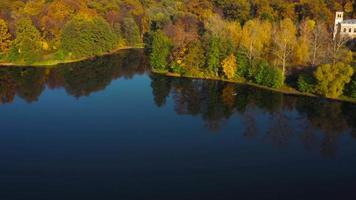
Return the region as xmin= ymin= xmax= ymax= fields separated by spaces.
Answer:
xmin=0 ymin=49 xmax=355 ymax=200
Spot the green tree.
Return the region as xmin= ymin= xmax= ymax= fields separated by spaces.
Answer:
xmin=150 ymin=30 xmax=172 ymax=72
xmin=314 ymin=62 xmax=354 ymax=98
xmin=205 ymin=35 xmax=221 ymax=76
xmin=236 ymin=48 xmax=249 ymax=79
xmin=8 ymin=18 xmax=42 ymax=64
xmin=253 ymin=61 xmax=284 ymax=88
xmin=345 ymin=78 xmax=356 ymax=98
xmin=60 ymin=15 xmax=117 ymax=59
xmin=297 ymin=73 xmax=316 ymax=93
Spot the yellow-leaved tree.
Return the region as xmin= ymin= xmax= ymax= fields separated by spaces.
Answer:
xmin=272 ymin=18 xmax=297 ymax=77
xmin=0 ymin=18 xmax=11 ymax=56
xmin=240 ymin=19 xmax=272 ymax=65
xmin=221 ymin=54 xmax=237 ymax=80
xmin=295 ymin=20 xmax=315 ymax=65
xmin=314 ymin=62 xmax=354 ymax=98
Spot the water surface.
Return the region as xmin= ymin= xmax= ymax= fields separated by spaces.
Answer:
xmin=0 ymin=49 xmax=355 ymax=200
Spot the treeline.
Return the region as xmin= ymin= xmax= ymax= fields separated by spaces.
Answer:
xmin=0 ymin=0 xmax=144 ymax=64
xmin=0 ymin=0 xmax=356 ymax=99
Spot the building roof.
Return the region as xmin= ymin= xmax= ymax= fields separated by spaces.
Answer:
xmin=341 ymin=19 xmax=356 ymax=24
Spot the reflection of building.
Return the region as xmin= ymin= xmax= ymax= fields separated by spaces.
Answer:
xmin=334 ymin=11 xmax=356 ymax=39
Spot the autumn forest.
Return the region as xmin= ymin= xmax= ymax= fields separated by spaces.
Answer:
xmin=0 ymin=0 xmax=356 ymax=100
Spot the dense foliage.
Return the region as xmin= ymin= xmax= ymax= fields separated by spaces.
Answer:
xmin=150 ymin=31 xmax=171 ymax=72
xmin=60 ymin=16 xmax=117 ymax=58
xmin=8 ymin=18 xmax=42 ymax=64
xmin=0 ymin=0 xmax=355 ymax=99
xmin=314 ymin=62 xmax=354 ymax=98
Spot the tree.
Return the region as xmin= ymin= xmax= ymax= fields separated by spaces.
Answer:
xmin=150 ymin=30 xmax=172 ymax=72
xmin=329 ymin=33 xmax=352 ymax=65
xmin=236 ymin=48 xmax=249 ymax=79
xmin=344 ymin=1 xmax=353 ymax=14
xmin=221 ymin=54 xmax=237 ymax=79
xmin=253 ymin=61 xmax=284 ymax=88
xmin=8 ymin=18 xmax=42 ymax=64
xmin=240 ymin=19 xmax=272 ymax=66
xmin=297 ymin=73 xmax=316 ymax=93
xmin=60 ymin=15 xmax=117 ymax=58
xmin=214 ymin=0 xmax=251 ymax=23
xmin=0 ymin=18 xmax=11 ymax=55
xmin=182 ymin=40 xmax=205 ymax=73
xmin=345 ymin=76 xmax=356 ymax=98
xmin=314 ymin=62 xmax=354 ymax=98
xmin=309 ymin=21 xmax=329 ymax=66
xmin=40 ymin=0 xmax=76 ymax=42
xmin=272 ymin=18 xmax=297 ymax=77
xmin=122 ymin=17 xmax=141 ymax=46
xmin=295 ymin=19 xmax=314 ymax=65
xmin=205 ymin=35 xmax=221 ymax=76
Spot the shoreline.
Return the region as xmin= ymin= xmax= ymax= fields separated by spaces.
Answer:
xmin=1 ymin=48 xmax=354 ymax=104
xmin=152 ymin=70 xmax=356 ymax=104
xmin=0 ymin=46 xmax=144 ymax=67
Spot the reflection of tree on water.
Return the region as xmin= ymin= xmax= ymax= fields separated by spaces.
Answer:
xmin=0 ymin=67 xmax=17 ymax=104
xmin=150 ymin=75 xmax=171 ymax=107
xmin=55 ymin=49 xmax=146 ymax=98
xmin=296 ymin=98 xmax=349 ymax=157
xmin=343 ymin=103 xmax=356 ymax=139
xmin=0 ymin=67 xmax=46 ymax=103
xmin=265 ymin=113 xmax=293 ymax=147
xmin=150 ymin=74 xmax=356 ymax=156
xmin=0 ymin=49 xmax=147 ymax=102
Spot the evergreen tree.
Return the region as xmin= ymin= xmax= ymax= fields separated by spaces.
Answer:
xmin=205 ymin=35 xmax=221 ymax=76
xmin=150 ymin=30 xmax=172 ymax=72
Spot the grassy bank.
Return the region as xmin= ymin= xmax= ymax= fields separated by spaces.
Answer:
xmin=0 ymin=46 xmax=144 ymax=67
xmin=152 ymin=70 xmax=356 ymax=104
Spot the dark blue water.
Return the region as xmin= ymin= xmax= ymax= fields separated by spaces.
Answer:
xmin=0 ymin=49 xmax=355 ymax=200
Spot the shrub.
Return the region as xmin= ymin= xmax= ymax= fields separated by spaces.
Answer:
xmin=150 ymin=31 xmax=172 ymax=72
xmin=314 ymin=62 xmax=354 ymax=98
xmin=297 ymin=73 xmax=316 ymax=93
xmin=60 ymin=16 xmax=117 ymax=58
xmin=253 ymin=61 xmax=284 ymax=88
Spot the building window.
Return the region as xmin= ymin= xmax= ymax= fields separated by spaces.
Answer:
xmin=349 ymin=28 xmax=352 ymax=32
xmin=344 ymin=28 xmax=347 ymax=32
xmin=354 ymin=28 xmax=356 ymax=33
